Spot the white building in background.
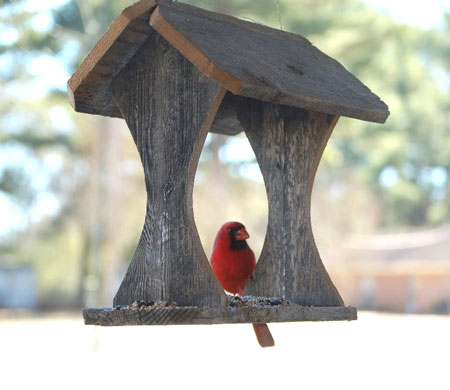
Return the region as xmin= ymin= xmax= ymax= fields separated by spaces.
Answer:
xmin=0 ymin=265 xmax=37 ymax=309
xmin=328 ymin=224 xmax=450 ymax=314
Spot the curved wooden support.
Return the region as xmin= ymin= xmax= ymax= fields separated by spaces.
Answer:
xmin=237 ymin=98 xmax=344 ymax=306
xmin=111 ymin=32 xmax=227 ymax=307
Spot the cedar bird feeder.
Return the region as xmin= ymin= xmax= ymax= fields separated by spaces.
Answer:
xmin=69 ymin=0 xmax=389 ymax=326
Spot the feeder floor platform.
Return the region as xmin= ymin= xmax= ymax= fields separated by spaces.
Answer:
xmin=83 ymin=296 xmax=357 ymax=326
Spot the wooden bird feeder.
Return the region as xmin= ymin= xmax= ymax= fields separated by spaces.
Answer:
xmin=69 ymin=0 xmax=389 ymax=326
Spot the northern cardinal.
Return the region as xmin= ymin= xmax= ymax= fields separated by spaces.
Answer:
xmin=210 ymin=221 xmax=275 ymax=348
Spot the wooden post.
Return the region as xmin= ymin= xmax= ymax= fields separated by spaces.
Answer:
xmin=111 ymin=32 xmax=227 ymax=307
xmin=238 ymin=98 xmax=344 ymax=306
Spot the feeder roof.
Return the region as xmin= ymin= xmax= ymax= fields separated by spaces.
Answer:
xmin=68 ymin=0 xmax=389 ymax=123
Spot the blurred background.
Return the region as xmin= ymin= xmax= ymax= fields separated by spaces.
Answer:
xmin=0 ymin=0 xmax=449 ymax=388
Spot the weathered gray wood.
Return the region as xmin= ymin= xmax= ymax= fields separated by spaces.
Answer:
xmin=111 ymin=32 xmax=227 ymax=307
xmin=151 ymin=1 xmax=389 ymax=123
xmin=68 ymin=0 xmax=157 ymax=118
xmin=210 ymin=92 xmax=244 ymax=136
xmin=69 ymin=1 xmax=389 ymax=125
xmin=84 ymin=304 xmax=357 ymax=326
xmin=237 ymin=98 xmax=344 ymax=306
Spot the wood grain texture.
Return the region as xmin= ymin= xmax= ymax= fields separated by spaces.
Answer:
xmin=83 ymin=305 xmax=357 ymax=326
xmin=210 ymin=92 xmax=244 ymax=135
xmin=150 ymin=4 xmax=243 ymax=94
xmin=152 ymin=1 xmax=389 ymax=123
xmin=68 ymin=0 xmax=157 ymax=118
xmin=111 ymin=32 xmax=227 ymax=307
xmin=237 ymin=98 xmax=344 ymax=306
xmin=69 ymin=1 xmax=388 ymax=124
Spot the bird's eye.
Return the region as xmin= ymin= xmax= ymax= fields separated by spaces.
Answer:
xmin=227 ymin=228 xmax=232 ymax=232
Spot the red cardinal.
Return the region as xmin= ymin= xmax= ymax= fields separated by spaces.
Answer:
xmin=211 ymin=221 xmax=275 ymax=348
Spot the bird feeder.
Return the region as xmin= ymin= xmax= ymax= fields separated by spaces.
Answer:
xmin=69 ymin=0 xmax=389 ymax=326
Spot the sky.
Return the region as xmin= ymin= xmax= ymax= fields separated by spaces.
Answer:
xmin=366 ymin=0 xmax=446 ymax=29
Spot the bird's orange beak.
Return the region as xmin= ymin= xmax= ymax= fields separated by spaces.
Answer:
xmin=234 ymin=227 xmax=249 ymax=241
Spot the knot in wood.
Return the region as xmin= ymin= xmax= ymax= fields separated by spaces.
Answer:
xmin=163 ymin=181 xmax=174 ymax=199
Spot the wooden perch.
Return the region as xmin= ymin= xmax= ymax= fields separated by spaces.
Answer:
xmin=84 ymin=297 xmax=357 ymax=326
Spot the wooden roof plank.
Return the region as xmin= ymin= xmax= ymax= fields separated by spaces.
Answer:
xmin=152 ymin=1 xmax=389 ymax=123
xmin=68 ymin=0 xmax=389 ymax=124
xmin=67 ymin=0 xmax=157 ymax=117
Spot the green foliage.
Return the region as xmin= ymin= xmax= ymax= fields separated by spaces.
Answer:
xmin=0 ymin=166 xmax=33 ymax=202
xmin=52 ymin=1 xmax=84 ymax=33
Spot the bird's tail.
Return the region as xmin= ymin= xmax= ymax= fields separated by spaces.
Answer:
xmin=252 ymin=323 xmax=275 ymax=348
